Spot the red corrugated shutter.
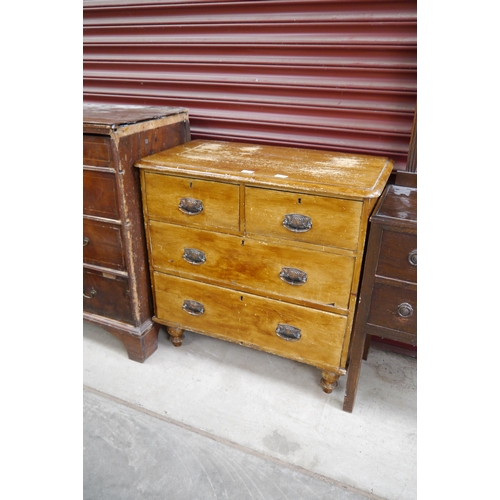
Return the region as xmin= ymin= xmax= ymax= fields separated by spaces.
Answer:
xmin=83 ymin=0 xmax=417 ymax=170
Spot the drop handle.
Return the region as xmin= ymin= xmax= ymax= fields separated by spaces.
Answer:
xmin=397 ymin=302 xmax=414 ymax=317
xmin=183 ymin=248 xmax=206 ymax=265
xmin=83 ymin=288 xmax=97 ymax=299
xmin=280 ymin=267 xmax=307 ymax=286
xmin=83 ymin=237 xmax=89 ymax=247
xmin=275 ymin=324 xmax=302 ymax=342
xmin=182 ymin=300 xmax=205 ymax=316
xmin=282 ymin=214 xmax=312 ymax=233
xmin=179 ymin=197 xmax=203 ymax=215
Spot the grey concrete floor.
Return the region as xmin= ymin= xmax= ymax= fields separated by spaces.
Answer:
xmin=83 ymin=322 xmax=417 ymax=500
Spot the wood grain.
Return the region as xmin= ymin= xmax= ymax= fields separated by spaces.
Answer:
xmin=149 ymin=220 xmax=354 ymax=311
xmin=137 ymin=139 xmax=392 ymax=198
xmin=245 ymin=187 xmax=363 ymax=250
xmin=154 ymin=272 xmax=346 ymax=371
xmin=144 ymin=172 xmax=240 ymax=231
xmin=137 ymin=139 xmax=393 ymax=390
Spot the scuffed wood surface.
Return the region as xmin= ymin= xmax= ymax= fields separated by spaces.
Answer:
xmin=83 ymin=103 xmax=187 ymax=127
xmin=136 ymin=139 xmax=393 ymax=199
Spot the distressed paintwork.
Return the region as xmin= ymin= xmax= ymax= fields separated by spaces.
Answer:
xmin=83 ymin=104 xmax=191 ymax=362
xmin=137 ymin=139 xmax=392 ymax=390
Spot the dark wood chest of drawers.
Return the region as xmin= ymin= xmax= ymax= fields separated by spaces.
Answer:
xmin=343 ymin=171 xmax=417 ymax=412
xmin=83 ymin=104 xmax=190 ymax=361
xmin=136 ymin=140 xmax=393 ymax=393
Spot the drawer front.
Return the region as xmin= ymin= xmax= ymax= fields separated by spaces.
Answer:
xmin=376 ymin=230 xmax=417 ymax=283
xmin=83 ymin=169 xmax=120 ymax=220
xmin=144 ymin=172 xmax=240 ymax=231
xmin=245 ymin=187 xmax=363 ymax=250
xmin=154 ymin=272 xmax=347 ymax=370
xmin=367 ymin=282 xmax=417 ymax=335
xmin=149 ymin=221 xmax=354 ymax=310
xmin=83 ymin=268 xmax=134 ymax=324
xmin=83 ymin=136 xmax=111 ymax=168
xmin=83 ymin=218 xmax=125 ymax=271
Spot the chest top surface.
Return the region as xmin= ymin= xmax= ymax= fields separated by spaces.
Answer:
xmin=83 ymin=104 xmax=188 ymax=134
xmin=373 ymin=184 xmax=417 ymax=224
xmin=135 ymin=140 xmax=393 ymax=200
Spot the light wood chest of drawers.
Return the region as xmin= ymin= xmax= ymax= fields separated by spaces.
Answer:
xmin=136 ymin=140 xmax=393 ymax=392
xmin=83 ymin=104 xmax=190 ymax=362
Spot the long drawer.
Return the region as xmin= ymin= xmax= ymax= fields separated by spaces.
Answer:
xmin=83 ymin=268 xmax=134 ymax=324
xmin=245 ymin=187 xmax=363 ymax=250
xmin=154 ymin=272 xmax=347 ymax=370
xmin=83 ymin=218 xmax=125 ymax=271
xmin=149 ymin=220 xmax=354 ymax=310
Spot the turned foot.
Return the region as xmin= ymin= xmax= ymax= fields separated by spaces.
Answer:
xmin=167 ymin=327 xmax=185 ymax=347
xmin=320 ymin=370 xmax=340 ymax=393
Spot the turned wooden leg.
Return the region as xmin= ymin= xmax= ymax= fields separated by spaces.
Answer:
xmin=320 ymin=370 xmax=340 ymax=393
xmin=167 ymin=327 xmax=185 ymax=347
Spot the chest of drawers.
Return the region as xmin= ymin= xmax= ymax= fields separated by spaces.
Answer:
xmin=136 ymin=140 xmax=392 ymax=392
xmin=343 ymin=172 xmax=417 ymax=412
xmin=83 ymin=104 xmax=190 ymax=362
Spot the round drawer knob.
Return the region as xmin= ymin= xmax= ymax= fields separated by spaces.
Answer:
xmin=83 ymin=288 xmax=97 ymax=299
xmin=397 ymin=302 xmax=414 ymax=317
xmin=408 ymin=249 xmax=417 ymax=266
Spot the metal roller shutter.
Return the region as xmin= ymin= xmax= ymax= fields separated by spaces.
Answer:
xmin=83 ymin=0 xmax=417 ymax=170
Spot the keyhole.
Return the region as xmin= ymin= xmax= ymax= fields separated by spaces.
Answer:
xmin=240 ymin=296 xmax=244 ymax=301
xmin=241 ymin=240 xmax=245 ymax=246
xmin=298 ymin=198 xmax=302 ymax=204
xmin=189 ymin=182 xmax=193 ymax=188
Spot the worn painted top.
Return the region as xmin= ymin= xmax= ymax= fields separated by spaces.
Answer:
xmin=136 ymin=140 xmax=393 ymax=199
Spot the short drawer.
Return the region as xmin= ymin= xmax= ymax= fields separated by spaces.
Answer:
xmin=83 ymin=136 xmax=111 ymax=168
xmin=83 ymin=169 xmax=119 ymax=220
xmin=149 ymin=221 xmax=354 ymax=311
xmin=153 ymin=272 xmax=347 ymax=370
xmin=83 ymin=218 xmax=125 ymax=271
xmin=245 ymin=187 xmax=363 ymax=250
xmin=83 ymin=268 xmax=134 ymax=324
xmin=367 ymin=282 xmax=417 ymax=336
xmin=376 ymin=230 xmax=417 ymax=283
xmin=143 ymin=172 xmax=240 ymax=231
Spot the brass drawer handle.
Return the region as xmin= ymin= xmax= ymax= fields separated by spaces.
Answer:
xmin=280 ymin=267 xmax=307 ymax=286
xmin=282 ymin=214 xmax=312 ymax=233
xmin=182 ymin=299 xmax=205 ymax=316
xmin=183 ymin=248 xmax=206 ymax=265
xmin=179 ymin=197 xmax=204 ymax=215
xmin=276 ymin=323 xmax=302 ymax=341
xmin=83 ymin=288 xmax=97 ymax=299
xmin=83 ymin=237 xmax=89 ymax=247
xmin=408 ymin=249 xmax=417 ymax=266
xmin=397 ymin=302 xmax=414 ymax=317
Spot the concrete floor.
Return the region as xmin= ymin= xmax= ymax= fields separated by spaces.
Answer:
xmin=83 ymin=321 xmax=417 ymax=500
